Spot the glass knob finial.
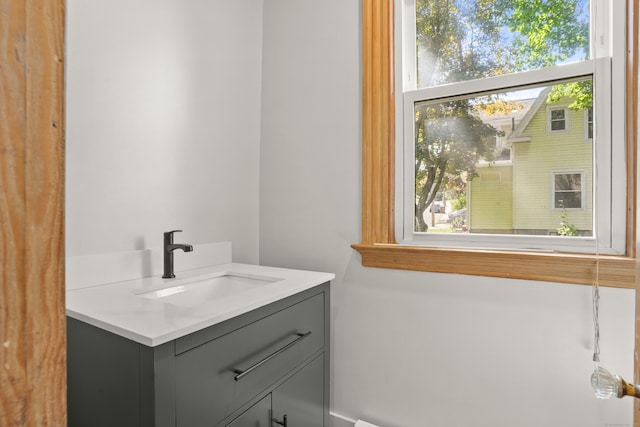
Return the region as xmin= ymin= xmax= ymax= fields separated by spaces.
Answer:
xmin=591 ymin=366 xmax=620 ymax=399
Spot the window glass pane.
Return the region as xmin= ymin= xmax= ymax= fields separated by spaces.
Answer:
xmin=415 ymin=0 xmax=590 ymax=88
xmin=555 ymin=173 xmax=581 ymax=191
xmin=554 ymin=173 xmax=582 ymax=209
xmin=414 ymin=78 xmax=593 ymax=237
xmin=550 ymin=110 xmax=566 ymax=131
xmin=555 ymin=191 xmax=582 ymax=209
xmin=586 ymin=108 xmax=593 ymax=139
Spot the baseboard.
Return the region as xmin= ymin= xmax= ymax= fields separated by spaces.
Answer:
xmin=331 ymin=411 xmax=356 ymax=427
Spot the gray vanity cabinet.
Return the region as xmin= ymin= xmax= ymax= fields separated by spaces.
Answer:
xmin=271 ymin=354 xmax=325 ymax=427
xmin=224 ymin=354 xmax=324 ymax=427
xmin=67 ymin=283 xmax=329 ymax=427
xmin=225 ymin=394 xmax=271 ymax=427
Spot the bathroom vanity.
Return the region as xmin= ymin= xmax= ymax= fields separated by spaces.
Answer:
xmin=66 ymin=256 xmax=332 ymax=427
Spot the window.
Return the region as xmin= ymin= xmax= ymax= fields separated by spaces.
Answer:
xmin=553 ymin=172 xmax=583 ymax=209
xmin=585 ymin=108 xmax=593 ymax=140
xmin=397 ymin=0 xmax=625 ymax=254
xmin=548 ymin=107 xmax=569 ymax=133
xmin=355 ymin=0 xmax=636 ymax=287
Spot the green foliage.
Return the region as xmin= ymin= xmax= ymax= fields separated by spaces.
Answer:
xmin=494 ymin=0 xmax=589 ymax=70
xmin=547 ymin=79 xmax=593 ymax=111
xmin=451 ymin=193 xmax=467 ymax=211
xmin=557 ymin=208 xmax=578 ymax=236
xmin=415 ymin=0 xmax=509 ymax=87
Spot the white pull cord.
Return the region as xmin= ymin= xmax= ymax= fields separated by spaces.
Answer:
xmin=592 ymin=261 xmax=600 ymax=362
xmin=591 ymin=107 xmax=600 ymax=363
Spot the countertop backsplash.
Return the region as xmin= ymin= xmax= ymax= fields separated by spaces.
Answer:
xmin=66 ymin=241 xmax=232 ymax=291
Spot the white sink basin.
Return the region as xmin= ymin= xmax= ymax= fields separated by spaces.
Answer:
xmin=137 ymin=273 xmax=282 ymax=307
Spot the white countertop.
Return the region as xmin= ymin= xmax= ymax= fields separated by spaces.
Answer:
xmin=66 ymin=263 xmax=334 ymax=347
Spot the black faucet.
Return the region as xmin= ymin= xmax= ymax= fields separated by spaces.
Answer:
xmin=162 ymin=230 xmax=194 ymax=278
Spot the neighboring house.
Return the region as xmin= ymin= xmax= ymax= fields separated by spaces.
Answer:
xmin=468 ymin=89 xmax=593 ymax=236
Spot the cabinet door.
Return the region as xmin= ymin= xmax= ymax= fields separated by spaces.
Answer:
xmin=226 ymin=394 xmax=272 ymax=427
xmin=272 ymin=355 xmax=324 ymax=427
xmin=175 ymin=293 xmax=324 ymax=427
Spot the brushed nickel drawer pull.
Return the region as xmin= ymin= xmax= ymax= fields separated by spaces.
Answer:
xmin=232 ymin=331 xmax=311 ymax=381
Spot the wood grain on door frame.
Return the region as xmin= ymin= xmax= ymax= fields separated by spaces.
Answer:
xmin=0 ymin=1 xmax=66 ymax=425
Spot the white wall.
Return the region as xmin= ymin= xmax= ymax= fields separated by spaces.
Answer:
xmin=66 ymin=0 xmax=263 ymax=262
xmin=259 ymin=1 xmax=636 ymax=426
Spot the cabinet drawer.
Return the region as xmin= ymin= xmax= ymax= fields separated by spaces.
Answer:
xmin=175 ymin=293 xmax=325 ymax=427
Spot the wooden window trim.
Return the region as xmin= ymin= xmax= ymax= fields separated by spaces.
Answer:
xmin=353 ymin=0 xmax=637 ymax=290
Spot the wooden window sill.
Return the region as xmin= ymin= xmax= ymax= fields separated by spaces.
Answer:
xmin=352 ymin=243 xmax=636 ymax=289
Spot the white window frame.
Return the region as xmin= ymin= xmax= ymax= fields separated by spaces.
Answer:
xmin=394 ymin=0 xmax=626 ymax=255
xmin=552 ymin=170 xmax=585 ymax=210
xmin=547 ymin=106 xmax=570 ymax=134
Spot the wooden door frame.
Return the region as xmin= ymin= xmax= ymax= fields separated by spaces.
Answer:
xmin=0 ymin=1 xmax=66 ymax=426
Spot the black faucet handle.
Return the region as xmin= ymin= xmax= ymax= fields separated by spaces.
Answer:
xmin=164 ymin=230 xmax=184 ymax=244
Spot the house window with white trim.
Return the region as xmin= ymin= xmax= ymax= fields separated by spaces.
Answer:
xmin=585 ymin=107 xmax=594 ymax=140
xmin=548 ymin=107 xmax=569 ymax=132
xmin=553 ymin=172 xmax=583 ymax=209
xmin=397 ymin=0 xmax=625 ymax=254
